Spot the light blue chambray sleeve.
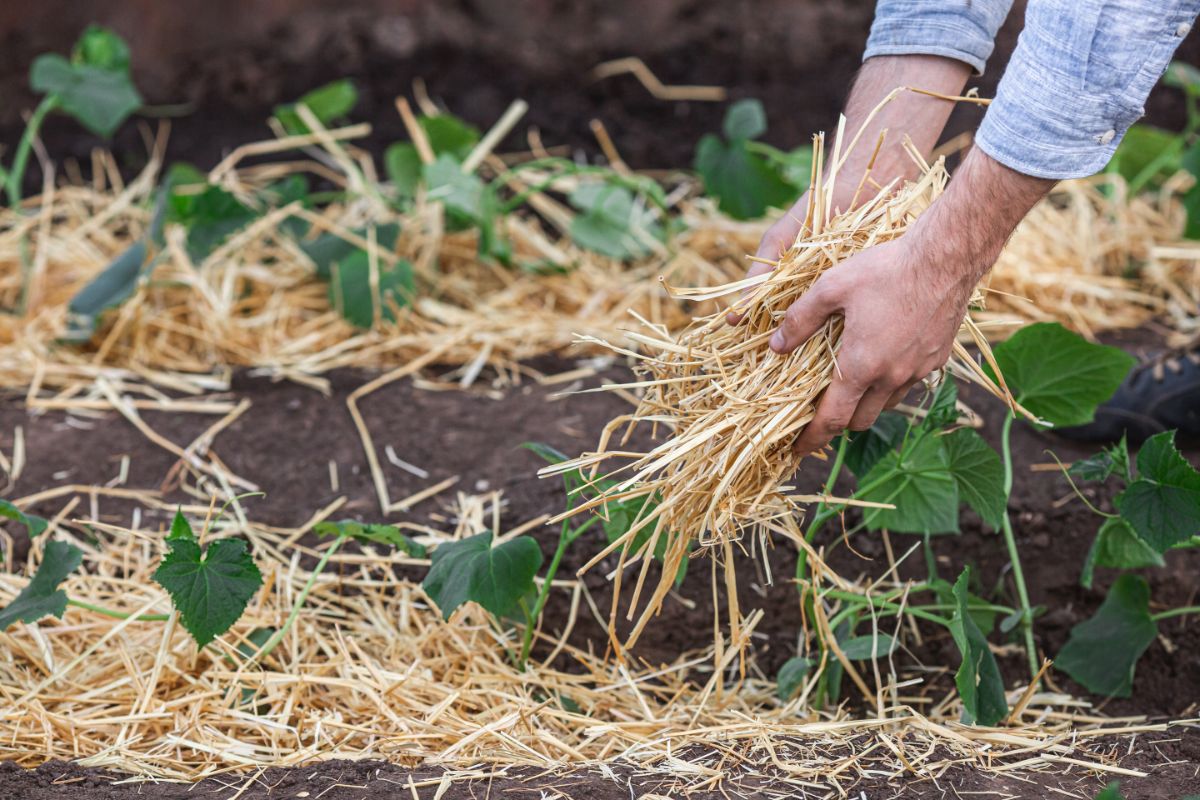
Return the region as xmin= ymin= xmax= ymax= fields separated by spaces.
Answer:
xmin=864 ymin=0 xmax=1016 ymax=75
xmin=976 ymin=0 xmax=1200 ymax=179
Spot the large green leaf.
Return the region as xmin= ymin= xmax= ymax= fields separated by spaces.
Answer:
xmin=568 ymin=182 xmax=661 ymax=260
xmin=327 ymin=250 xmax=414 ymax=328
xmin=30 ymin=53 xmax=141 ymax=138
xmin=423 ymin=155 xmax=486 ymax=226
xmin=1115 ymin=430 xmax=1200 ymax=552
xmin=314 ymin=519 xmax=426 ymax=557
xmin=860 ymin=432 xmax=959 ymax=534
xmin=153 ymin=510 xmax=263 ymax=647
xmin=1080 ymin=517 xmax=1164 ymax=590
xmin=776 ymin=656 xmax=813 ymax=701
xmin=421 ymin=531 xmax=543 ymax=620
xmin=948 ymin=568 xmax=1008 ymax=726
xmin=990 ymin=323 xmax=1134 ymax=428
xmin=0 ymin=540 xmax=83 ymax=630
xmin=0 ymin=499 xmax=49 ymax=538
xmin=694 ymin=134 xmax=796 ymax=220
xmin=61 ymin=240 xmax=148 ymax=343
xmin=1056 ymin=574 xmax=1156 ymax=697
xmin=942 ymin=429 xmax=1006 ymax=529
xmin=841 ymin=412 xmax=908 ymax=478
xmin=274 ymin=79 xmax=358 ymax=135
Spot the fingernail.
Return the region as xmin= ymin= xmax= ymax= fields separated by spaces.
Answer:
xmin=769 ymin=330 xmax=786 ymax=352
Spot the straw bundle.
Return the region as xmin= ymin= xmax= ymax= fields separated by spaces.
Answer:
xmin=542 ymin=133 xmax=1015 ymax=651
xmin=0 ymin=492 xmax=1159 ymax=787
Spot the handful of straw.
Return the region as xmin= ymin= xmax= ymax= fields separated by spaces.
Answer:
xmin=542 ymin=127 xmax=1016 ymax=652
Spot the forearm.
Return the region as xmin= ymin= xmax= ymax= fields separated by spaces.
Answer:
xmin=832 ymin=55 xmax=971 ymax=210
xmin=908 ymin=146 xmax=1055 ymax=292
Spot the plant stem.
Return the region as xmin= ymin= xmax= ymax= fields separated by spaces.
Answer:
xmin=1151 ymin=606 xmax=1200 ymax=622
xmin=824 ymin=588 xmax=1016 ymax=630
xmin=795 ymin=435 xmax=850 ymax=585
xmin=249 ymin=534 xmax=345 ymax=666
xmin=518 ymin=517 xmax=598 ymax=669
xmin=5 ymin=96 xmax=56 ymax=209
xmin=67 ymin=599 xmax=170 ymax=622
xmin=1000 ymin=412 xmax=1039 ymax=682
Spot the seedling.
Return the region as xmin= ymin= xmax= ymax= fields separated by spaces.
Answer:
xmin=1052 ymin=430 xmax=1200 ymax=697
xmin=694 ymin=98 xmax=810 ymax=219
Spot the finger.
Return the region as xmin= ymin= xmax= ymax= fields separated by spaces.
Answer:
xmin=769 ymin=278 xmax=840 ymax=354
xmin=728 ymin=201 xmax=808 ymax=326
xmin=885 ymin=381 xmax=918 ymax=409
xmin=793 ymin=378 xmax=868 ymax=457
xmin=848 ymin=384 xmax=894 ymax=431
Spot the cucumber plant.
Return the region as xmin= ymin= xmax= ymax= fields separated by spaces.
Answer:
xmin=1052 ymin=429 xmax=1200 ymax=697
xmin=786 ymin=322 xmax=1135 ymax=723
xmin=694 ymin=98 xmax=812 ymax=220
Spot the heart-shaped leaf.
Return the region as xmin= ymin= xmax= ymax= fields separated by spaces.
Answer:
xmin=942 ymin=428 xmax=1006 ymax=530
xmin=153 ymin=510 xmax=263 ymax=647
xmin=1056 ymin=574 xmax=1156 ymax=697
xmin=990 ymin=322 xmax=1134 ymax=428
xmin=31 ymin=53 xmax=141 ymax=138
xmin=1080 ymin=517 xmax=1164 ymax=589
xmin=328 ymin=249 xmax=415 ymax=328
xmin=1116 ymin=430 xmax=1200 ymax=552
xmin=841 ymin=412 xmax=908 ymax=478
xmin=860 ymin=431 xmax=959 ymax=534
xmin=422 ymin=531 xmax=543 ymax=620
xmin=0 ymin=499 xmax=49 ymax=538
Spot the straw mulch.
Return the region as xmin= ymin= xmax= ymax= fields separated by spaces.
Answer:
xmin=0 ymin=492 xmax=1164 ymax=788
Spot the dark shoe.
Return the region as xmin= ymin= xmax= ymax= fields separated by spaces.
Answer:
xmin=1057 ymin=335 xmax=1200 ymax=444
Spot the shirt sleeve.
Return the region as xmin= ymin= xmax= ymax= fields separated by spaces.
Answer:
xmin=864 ymin=0 xmax=1016 ymax=75
xmin=976 ymin=0 xmax=1200 ymax=179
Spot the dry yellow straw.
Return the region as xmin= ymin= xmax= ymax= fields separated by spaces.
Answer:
xmin=542 ymin=126 xmax=1017 ymax=651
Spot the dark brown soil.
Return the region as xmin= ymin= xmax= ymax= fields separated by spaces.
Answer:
xmin=1 ymin=336 xmax=1198 ymax=798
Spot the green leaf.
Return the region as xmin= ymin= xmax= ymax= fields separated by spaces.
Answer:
xmin=1080 ymin=517 xmax=1164 ymax=590
xmin=860 ymin=431 xmax=959 ymax=534
xmin=723 ymin=99 xmax=768 ymax=141
xmin=385 ymin=143 xmax=423 ymax=203
xmin=72 ymin=25 xmax=132 ymax=72
xmin=0 ymin=540 xmax=83 ymax=630
xmin=776 ymin=656 xmax=813 ymax=701
xmin=841 ymin=412 xmax=908 ymax=478
xmin=314 ymin=519 xmax=426 ymax=557
xmin=62 ymin=240 xmax=148 ymax=343
xmin=1056 ymin=574 xmax=1156 ymax=697
xmin=942 ymin=429 xmax=1006 ymax=530
xmin=328 ymin=250 xmax=414 ymax=328
xmin=421 ymin=531 xmax=543 ymax=620
xmin=30 ymin=53 xmax=141 ymax=138
xmin=839 ymin=633 xmax=897 ymax=661
xmin=762 ymin=144 xmax=815 ymax=191
xmin=922 ymin=379 xmax=959 ymax=431
xmin=1094 ymin=782 xmax=1124 ymax=800
xmin=298 ymin=224 xmax=401 ymax=281
xmin=990 ymin=323 xmax=1135 ymax=428
xmin=1070 ymin=436 xmax=1131 ymax=483
xmin=423 ymin=155 xmax=486 ymax=226
xmin=166 ymin=164 xmax=259 ymax=261
xmin=568 ymin=182 xmax=661 ymax=260
xmin=1116 ymin=430 xmax=1200 ymax=552
xmin=274 ymin=79 xmax=357 ymax=135
xmin=420 ymin=114 xmax=480 ymax=159
xmin=0 ymin=499 xmax=49 ymax=538
xmin=153 ymin=510 xmax=263 ymax=647
xmin=948 ymin=568 xmax=1008 ymax=726
xmin=694 ymin=133 xmax=796 ymax=220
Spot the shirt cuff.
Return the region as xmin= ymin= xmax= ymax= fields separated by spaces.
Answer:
xmin=974 ymin=41 xmax=1137 ymax=180
xmin=864 ymin=3 xmax=1012 ymax=75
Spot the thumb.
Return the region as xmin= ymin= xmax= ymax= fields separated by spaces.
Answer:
xmin=769 ymin=277 xmax=841 ymax=354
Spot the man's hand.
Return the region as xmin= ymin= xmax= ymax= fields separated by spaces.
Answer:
xmin=771 ymin=147 xmax=1056 ymax=456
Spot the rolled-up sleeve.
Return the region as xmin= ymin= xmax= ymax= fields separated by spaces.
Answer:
xmin=976 ymin=0 xmax=1200 ymax=179
xmin=864 ymin=0 xmax=1016 ymax=75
